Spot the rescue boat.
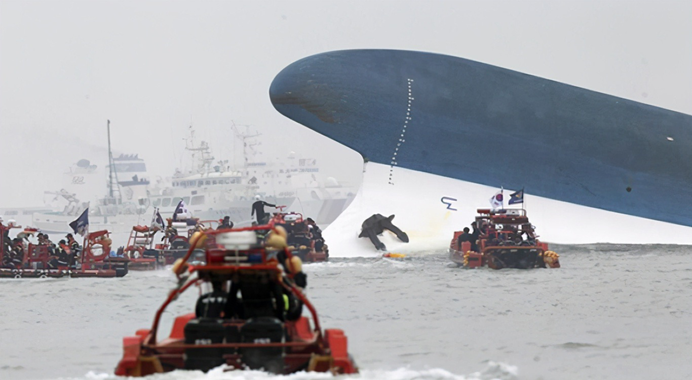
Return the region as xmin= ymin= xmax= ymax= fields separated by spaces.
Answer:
xmin=122 ymin=225 xmax=161 ymax=270
xmin=267 ymin=209 xmax=328 ymax=263
xmin=0 ymin=223 xmax=128 ymax=278
xmin=114 ymin=224 xmax=357 ymax=376
xmin=152 ymin=218 xmax=219 ymax=267
xmin=449 ymin=209 xmax=560 ymax=269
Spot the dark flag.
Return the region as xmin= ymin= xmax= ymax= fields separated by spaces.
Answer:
xmin=509 ymin=189 xmax=524 ymax=205
xmin=69 ymin=208 xmax=89 ymax=236
xmin=172 ymin=200 xmax=189 ymax=221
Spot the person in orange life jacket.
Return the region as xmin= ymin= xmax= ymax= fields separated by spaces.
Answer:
xmin=66 ymin=233 xmax=81 ymax=267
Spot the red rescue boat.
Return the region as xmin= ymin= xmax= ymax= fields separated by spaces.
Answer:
xmin=267 ymin=208 xmax=328 ymax=263
xmin=114 ymin=224 xmax=357 ymax=376
xmin=0 ymin=222 xmax=128 ymax=278
xmin=122 ymin=225 xmax=162 ymax=270
xmin=449 ymin=209 xmax=560 ymax=269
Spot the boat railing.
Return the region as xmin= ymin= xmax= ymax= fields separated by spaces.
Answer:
xmin=144 ymin=225 xmax=324 ymax=347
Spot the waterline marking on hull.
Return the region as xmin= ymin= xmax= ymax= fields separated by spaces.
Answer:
xmin=389 ymin=78 xmax=414 ymax=185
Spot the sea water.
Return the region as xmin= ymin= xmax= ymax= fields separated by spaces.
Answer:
xmin=1 ymin=245 xmax=691 ymax=380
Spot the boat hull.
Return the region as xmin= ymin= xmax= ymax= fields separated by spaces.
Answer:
xmin=269 ymin=49 xmax=692 ymax=246
xmin=318 ymin=163 xmax=692 ymax=257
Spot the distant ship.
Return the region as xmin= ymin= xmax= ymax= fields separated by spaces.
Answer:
xmin=149 ymin=126 xmax=356 ymax=227
xmin=32 ymin=122 xmax=151 ymax=234
xmin=270 ymin=49 xmax=692 ymax=255
xmin=32 ymin=124 xmax=357 ymax=235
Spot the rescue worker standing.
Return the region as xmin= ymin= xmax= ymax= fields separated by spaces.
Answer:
xmin=251 ymin=195 xmax=276 ymax=225
xmin=469 ymin=221 xmax=480 ymax=252
xmin=306 ymin=218 xmax=325 ymax=251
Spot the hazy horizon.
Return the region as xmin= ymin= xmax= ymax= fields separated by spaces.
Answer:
xmin=1 ymin=0 xmax=690 ymax=206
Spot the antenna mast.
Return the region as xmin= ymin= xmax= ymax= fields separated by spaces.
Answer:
xmin=106 ymin=120 xmax=121 ymax=204
xmin=107 ymin=120 xmax=113 ymax=198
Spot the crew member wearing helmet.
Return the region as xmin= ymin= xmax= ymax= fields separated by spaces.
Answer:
xmin=251 ymin=195 xmax=276 ymax=225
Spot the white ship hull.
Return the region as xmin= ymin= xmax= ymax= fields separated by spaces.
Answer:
xmin=324 ymin=163 xmax=692 ymax=258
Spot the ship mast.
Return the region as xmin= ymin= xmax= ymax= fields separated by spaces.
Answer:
xmin=184 ymin=126 xmax=215 ymax=176
xmin=106 ymin=120 xmax=121 ymax=204
xmin=230 ymin=122 xmax=261 ymax=172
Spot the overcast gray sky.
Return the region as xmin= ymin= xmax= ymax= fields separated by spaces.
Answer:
xmin=1 ymin=0 xmax=691 ymax=206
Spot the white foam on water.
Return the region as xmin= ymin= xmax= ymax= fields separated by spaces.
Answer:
xmin=55 ymin=362 xmax=518 ymax=380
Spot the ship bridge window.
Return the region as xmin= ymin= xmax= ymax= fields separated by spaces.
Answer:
xmin=110 ymin=162 xmax=147 ymax=172
xmin=162 ymin=198 xmax=171 ymax=207
xmin=191 ymin=195 xmax=205 ymax=206
xmin=182 ymin=196 xmax=190 ymax=204
xmin=198 ymin=180 xmax=203 ymax=187
xmin=212 ymin=180 xmax=217 ymax=185
xmin=153 ymin=198 xmax=161 ymax=207
xmin=205 ymin=180 xmax=211 ymax=185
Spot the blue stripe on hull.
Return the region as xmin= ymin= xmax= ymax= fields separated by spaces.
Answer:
xmin=270 ymin=49 xmax=692 ymax=227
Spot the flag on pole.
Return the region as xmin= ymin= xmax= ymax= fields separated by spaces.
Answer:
xmin=151 ymin=207 xmax=165 ymax=230
xmin=172 ymin=200 xmax=189 ymax=221
xmin=509 ymin=189 xmax=524 ymax=205
xmin=489 ymin=191 xmax=503 ymax=210
xmin=69 ymin=208 xmax=89 ymax=237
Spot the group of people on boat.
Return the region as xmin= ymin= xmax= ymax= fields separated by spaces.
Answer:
xmin=250 ymin=195 xmax=326 ymax=252
xmin=1 ymin=228 xmax=82 ymax=270
xmin=457 ymin=220 xmax=537 ymax=252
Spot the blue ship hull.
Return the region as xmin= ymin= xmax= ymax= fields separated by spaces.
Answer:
xmin=270 ymin=49 xmax=692 ymax=228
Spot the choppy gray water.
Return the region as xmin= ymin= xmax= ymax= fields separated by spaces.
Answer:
xmin=1 ymin=245 xmax=691 ymax=380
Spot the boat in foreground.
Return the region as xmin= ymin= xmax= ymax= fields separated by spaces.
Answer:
xmin=114 ymin=224 xmax=357 ymax=376
xmin=449 ymin=209 xmax=560 ymax=269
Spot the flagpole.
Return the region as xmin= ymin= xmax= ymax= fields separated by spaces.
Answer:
xmin=523 ymin=187 xmax=526 ymax=212
xmin=501 ymin=186 xmax=504 ymax=211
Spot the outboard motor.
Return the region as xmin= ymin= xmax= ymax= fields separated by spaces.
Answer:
xmin=241 ymin=317 xmax=285 ymax=373
xmin=184 ymin=318 xmax=226 ymax=372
